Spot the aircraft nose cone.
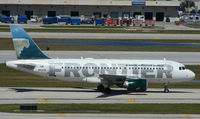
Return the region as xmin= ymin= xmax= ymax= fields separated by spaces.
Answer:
xmin=191 ymin=71 xmax=195 ymax=80
xmin=188 ymin=70 xmax=195 ymax=80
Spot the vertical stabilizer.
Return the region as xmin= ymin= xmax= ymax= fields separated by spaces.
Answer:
xmin=10 ymin=25 xmax=50 ymax=59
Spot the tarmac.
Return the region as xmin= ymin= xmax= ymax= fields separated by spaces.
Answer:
xmin=1 ymin=50 xmax=200 ymax=65
xmin=0 ymin=113 xmax=200 ymax=119
xmin=0 ymin=87 xmax=200 ymax=104
xmin=1 ymin=32 xmax=200 ymax=40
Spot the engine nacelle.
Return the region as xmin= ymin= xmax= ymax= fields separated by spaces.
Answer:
xmin=123 ymin=79 xmax=147 ymax=92
xmin=83 ymin=77 xmax=101 ymax=83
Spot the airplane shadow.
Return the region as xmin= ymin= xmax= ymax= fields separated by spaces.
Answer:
xmin=10 ymin=87 xmax=96 ymax=93
xmin=97 ymin=90 xmax=192 ymax=98
xmin=10 ymin=88 xmax=192 ymax=98
xmin=145 ymin=90 xmax=192 ymax=93
xmin=96 ymin=90 xmax=147 ymax=98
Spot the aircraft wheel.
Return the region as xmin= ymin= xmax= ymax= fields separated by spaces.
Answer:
xmin=104 ymin=88 xmax=111 ymax=94
xmin=97 ymin=84 xmax=104 ymax=92
xmin=164 ymin=83 xmax=170 ymax=93
xmin=164 ymin=88 xmax=169 ymax=93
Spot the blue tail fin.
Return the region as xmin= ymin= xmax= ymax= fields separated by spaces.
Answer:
xmin=10 ymin=25 xmax=50 ymax=59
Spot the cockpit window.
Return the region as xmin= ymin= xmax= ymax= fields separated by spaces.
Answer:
xmin=179 ymin=66 xmax=186 ymax=70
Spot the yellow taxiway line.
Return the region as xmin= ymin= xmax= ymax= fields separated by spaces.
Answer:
xmin=99 ymin=36 xmax=105 ymax=39
xmin=126 ymin=99 xmax=137 ymax=104
xmin=154 ymin=36 xmax=161 ymax=39
xmin=38 ymin=98 xmax=52 ymax=104
xmin=184 ymin=115 xmax=193 ymax=118
xmin=58 ymin=114 xmax=67 ymax=117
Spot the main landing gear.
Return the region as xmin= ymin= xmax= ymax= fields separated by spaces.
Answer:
xmin=97 ymin=84 xmax=104 ymax=92
xmin=97 ymin=84 xmax=111 ymax=94
xmin=164 ymin=83 xmax=169 ymax=93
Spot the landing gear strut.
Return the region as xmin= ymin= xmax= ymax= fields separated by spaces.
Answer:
xmin=104 ymin=87 xmax=111 ymax=94
xmin=104 ymin=83 xmax=112 ymax=94
xmin=164 ymin=83 xmax=169 ymax=93
xmin=97 ymin=84 xmax=112 ymax=94
xmin=97 ymin=84 xmax=104 ymax=92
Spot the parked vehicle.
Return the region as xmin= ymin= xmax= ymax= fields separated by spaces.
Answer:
xmin=107 ymin=19 xmax=117 ymax=26
xmin=120 ymin=19 xmax=132 ymax=26
xmin=145 ymin=20 xmax=155 ymax=26
xmin=71 ymin=18 xmax=81 ymax=25
xmin=43 ymin=17 xmax=58 ymax=24
xmin=17 ymin=15 xmax=28 ymax=24
xmin=133 ymin=20 xmax=143 ymax=26
xmin=82 ymin=18 xmax=94 ymax=24
xmin=30 ymin=15 xmax=38 ymax=23
xmin=95 ymin=18 xmax=105 ymax=26
xmin=135 ymin=15 xmax=145 ymax=22
xmin=1 ymin=15 xmax=14 ymax=23
xmin=166 ymin=17 xmax=170 ymax=22
xmin=58 ymin=16 xmax=71 ymax=24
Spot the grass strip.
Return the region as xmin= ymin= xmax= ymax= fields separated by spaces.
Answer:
xmin=0 ymin=64 xmax=200 ymax=88
xmin=0 ymin=27 xmax=200 ymax=34
xmin=0 ymin=104 xmax=200 ymax=114
xmin=1 ymin=38 xmax=200 ymax=52
xmin=185 ymin=24 xmax=200 ymax=28
xmin=0 ymin=25 xmax=9 ymax=28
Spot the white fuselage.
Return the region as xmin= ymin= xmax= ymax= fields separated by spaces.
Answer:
xmin=6 ymin=59 xmax=195 ymax=84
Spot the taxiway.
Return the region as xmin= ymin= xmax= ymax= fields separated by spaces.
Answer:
xmin=0 ymin=87 xmax=200 ymax=104
xmin=0 ymin=113 xmax=199 ymax=119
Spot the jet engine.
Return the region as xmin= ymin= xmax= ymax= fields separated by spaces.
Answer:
xmin=123 ymin=79 xmax=147 ymax=92
xmin=83 ymin=77 xmax=101 ymax=83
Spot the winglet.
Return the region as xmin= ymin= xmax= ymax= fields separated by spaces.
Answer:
xmin=10 ymin=25 xmax=50 ymax=59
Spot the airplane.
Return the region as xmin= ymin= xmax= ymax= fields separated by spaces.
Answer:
xmin=6 ymin=25 xmax=195 ymax=94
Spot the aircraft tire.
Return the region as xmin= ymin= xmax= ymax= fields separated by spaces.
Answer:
xmin=97 ymin=84 xmax=104 ymax=92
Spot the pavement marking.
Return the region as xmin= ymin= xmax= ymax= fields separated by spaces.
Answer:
xmin=58 ymin=114 xmax=67 ymax=117
xmin=126 ymin=99 xmax=137 ymax=104
xmin=38 ymin=98 xmax=52 ymax=104
xmin=184 ymin=115 xmax=193 ymax=118
xmin=99 ymin=36 xmax=105 ymax=39
xmin=154 ymin=36 xmax=161 ymax=39
xmin=44 ymin=35 xmax=50 ymax=38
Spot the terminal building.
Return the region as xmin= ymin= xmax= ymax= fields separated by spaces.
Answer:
xmin=0 ymin=0 xmax=180 ymax=22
